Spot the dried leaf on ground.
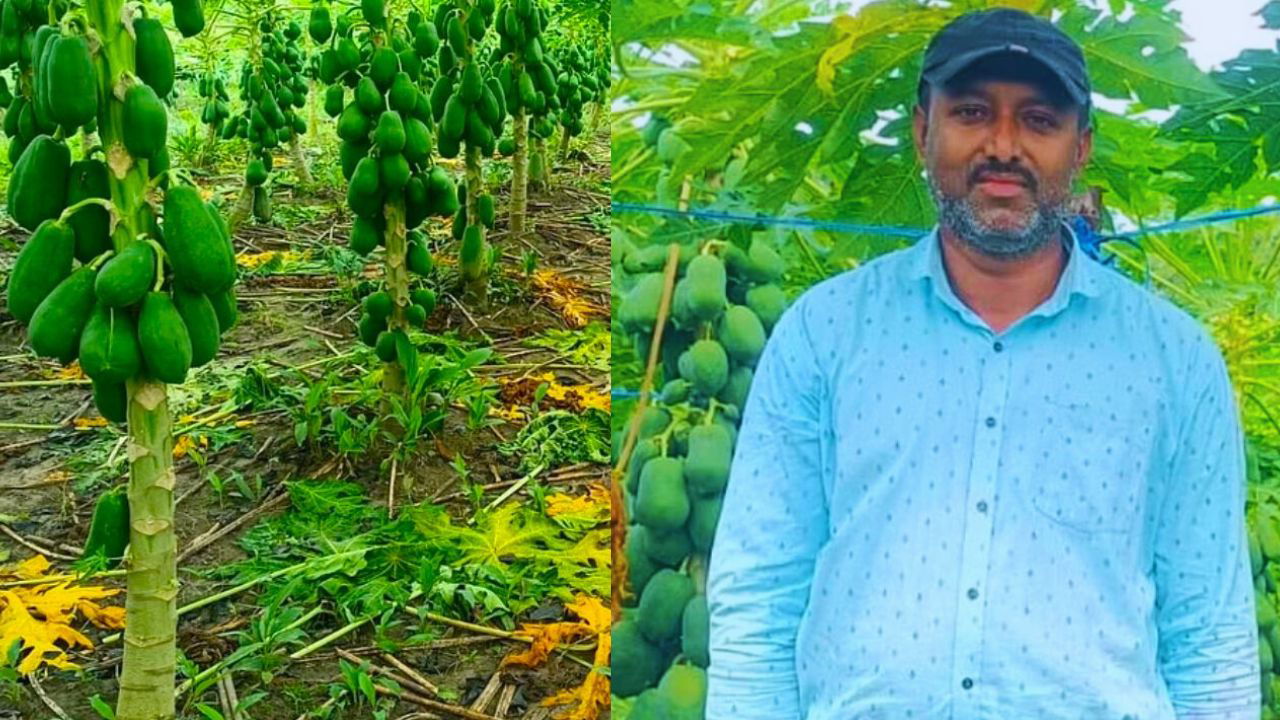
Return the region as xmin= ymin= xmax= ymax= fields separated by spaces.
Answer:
xmin=0 ymin=555 xmax=125 ymax=674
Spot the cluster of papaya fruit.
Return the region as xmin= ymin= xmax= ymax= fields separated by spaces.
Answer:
xmin=1251 ymin=506 xmax=1280 ymax=717
xmin=640 ymin=113 xmax=695 ymax=207
xmin=611 ymin=235 xmax=791 ymax=717
xmin=195 ymin=70 xmax=231 ymax=133
xmin=7 ymin=183 xmax=238 ymax=423
xmin=223 ymin=14 xmax=313 ymax=221
xmin=547 ymin=43 xmax=604 ymax=142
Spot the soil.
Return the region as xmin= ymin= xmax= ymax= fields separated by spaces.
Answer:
xmin=0 ymin=128 xmax=610 ymax=719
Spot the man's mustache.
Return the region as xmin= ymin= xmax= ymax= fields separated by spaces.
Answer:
xmin=969 ymin=164 xmax=1037 ymax=191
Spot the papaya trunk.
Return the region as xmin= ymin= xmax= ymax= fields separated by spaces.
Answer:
xmin=509 ymin=106 xmax=528 ymax=240
xmin=87 ymin=0 xmax=178 ymax=716
xmin=532 ymin=137 xmax=548 ymax=193
xmin=462 ymin=144 xmax=487 ymax=307
xmin=557 ymin=125 xmax=571 ymax=162
xmin=227 ymin=182 xmax=253 ymax=233
xmin=382 ymin=196 xmax=408 ymax=400
xmin=308 ymin=77 xmax=318 ymax=137
xmin=589 ymin=102 xmax=601 ymax=133
xmin=289 ymin=135 xmax=313 ymax=186
xmin=118 ymin=380 xmax=178 ymax=720
xmin=199 ymin=121 xmax=217 ymax=169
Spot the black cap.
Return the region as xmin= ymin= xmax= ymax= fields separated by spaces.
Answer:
xmin=920 ymin=8 xmax=1090 ymax=108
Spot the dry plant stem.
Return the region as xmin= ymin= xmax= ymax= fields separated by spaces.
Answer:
xmin=375 ymin=685 xmax=505 ymax=720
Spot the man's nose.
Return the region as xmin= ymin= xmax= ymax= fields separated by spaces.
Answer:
xmin=982 ymin=111 xmax=1020 ymax=163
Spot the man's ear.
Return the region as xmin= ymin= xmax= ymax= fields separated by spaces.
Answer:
xmin=912 ymin=104 xmax=928 ymax=164
xmin=1075 ymin=125 xmax=1093 ymax=173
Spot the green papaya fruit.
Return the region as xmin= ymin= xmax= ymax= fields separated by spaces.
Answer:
xmin=745 ymin=284 xmax=787 ymax=332
xmin=357 ymin=312 xmax=381 ymax=346
xmin=46 ymin=36 xmax=96 ymax=127
xmin=388 ymin=71 xmax=416 ymax=113
xmin=361 ymin=0 xmax=385 ymax=28
xmin=362 ymin=290 xmax=392 ymax=323
xmin=308 ymin=6 xmax=332 ymax=44
xmin=459 ymin=224 xmax=485 ymax=280
xmin=6 ymin=218 xmax=74 ymax=325
xmin=81 ymin=486 xmax=130 ymax=568
xmin=684 ymin=424 xmax=733 ymax=497
xmin=335 ymin=37 xmax=359 ymax=72
xmin=7 ymin=134 xmax=69 ymax=231
xmin=681 ymin=595 xmax=710 ymax=668
xmin=94 ymin=241 xmax=156 ymax=308
xmin=718 ymin=305 xmax=767 ymax=366
xmin=460 ymin=62 xmax=483 ymax=104
xmin=137 ymin=291 xmax=192 ymax=384
xmin=208 ymin=288 xmax=238 ymax=334
xmin=122 ymin=83 xmax=167 ymax=158
xmin=611 ymin=619 xmax=664 ymax=698
xmin=374 ymin=110 xmax=405 ymax=152
xmin=407 ymin=236 xmax=433 ymax=276
xmin=410 ymin=288 xmax=436 ymax=316
xmin=350 ymin=216 xmax=382 ymax=255
xmin=134 ymin=18 xmax=175 ymax=97
xmin=245 ymin=157 xmax=268 ymax=186
xmin=684 ymin=339 xmax=729 ymax=396
xmin=636 ymin=568 xmax=694 ymax=643
xmin=252 ymin=184 xmax=271 ymax=223
xmin=441 ymin=93 xmax=466 ymax=142
xmin=92 ymin=378 xmax=128 ymax=424
xmin=413 ymin=22 xmax=439 ymax=57
xmin=28 ymin=265 xmax=97 ymax=364
xmin=172 ymin=0 xmax=205 ymax=37
xmin=78 ymin=303 xmax=142 ymax=382
xmin=173 ymin=289 xmax=220 ymax=367
xmin=379 ymin=152 xmax=411 ymax=191
xmin=163 ymin=185 xmax=236 ymax=294
xmin=374 ymin=330 xmax=397 ymax=361
xmin=355 ymin=75 xmax=383 ymax=115
xmin=476 ymin=193 xmax=495 ymax=228
xmin=337 ymin=101 xmax=371 ymax=142
xmin=347 ymin=156 xmax=383 ymax=219
xmin=403 ymin=117 xmax=433 ymax=167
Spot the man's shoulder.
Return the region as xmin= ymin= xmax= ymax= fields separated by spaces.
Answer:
xmin=787 ymin=242 xmax=918 ymax=319
xmin=1087 ymin=261 xmax=1220 ymax=364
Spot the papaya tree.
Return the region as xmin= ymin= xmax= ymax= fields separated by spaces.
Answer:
xmin=430 ymin=0 xmax=503 ymax=305
xmin=3 ymin=0 xmax=238 ymax=716
xmin=493 ymin=0 xmax=552 ymax=240
xmin=223 ymin=5 xmax=315 ymax=229
xmin=322 ymin=0 xmax=454 ymax=395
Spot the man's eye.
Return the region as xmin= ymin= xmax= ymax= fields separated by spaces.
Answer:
xmin=1027 ymin=114 xmax=1057 ymax=128
xmin=956 ymin=106 xmax=985 ymax=119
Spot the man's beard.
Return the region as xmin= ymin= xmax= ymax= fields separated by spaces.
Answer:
xmin=927 ymin=170 xmax=1072 ymax=260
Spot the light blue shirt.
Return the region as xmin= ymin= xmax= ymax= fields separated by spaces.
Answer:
xmin=705 ymin=225 xmax=1259 ymax=720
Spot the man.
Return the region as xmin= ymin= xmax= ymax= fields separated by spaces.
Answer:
xmin=705 ymin=8 xmax=1259 ymax=719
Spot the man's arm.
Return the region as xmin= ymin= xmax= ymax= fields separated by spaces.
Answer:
xmin=1156 ymin=332 xmax=1260 ymax=719
xmin=705 ymin=300 xmax=830 ymax=720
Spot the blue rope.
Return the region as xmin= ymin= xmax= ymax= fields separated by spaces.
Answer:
xmin=611 ymin=201 xmax=1280 ymax=244
xmin=610 ymin=201 xmax=1280 ymax=397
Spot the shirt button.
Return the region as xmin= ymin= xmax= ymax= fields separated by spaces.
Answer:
xmin=977 ymin=501 xmax=988 ymax=513
xmin=967 ymin=588 xmax=979 ymax=600
xmin=993 ymin=341 xmax=1004 ymax=352
xmin=962 ymin=677 xmax=974 ymax=690
xmin=985 ymin=416 xmax=996 ymax=428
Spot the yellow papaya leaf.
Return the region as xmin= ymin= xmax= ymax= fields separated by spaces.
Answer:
xmin=0 ymin=555 xmax=126 ymax=675
xmin=534 ymin=595 xmax=611 ymax=720
xmin=0 ymin=593 xmax=93 ymax=673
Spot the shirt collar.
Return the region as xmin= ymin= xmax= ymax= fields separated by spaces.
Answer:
xmin=906 ymin=220 xmax=1105 ymax=317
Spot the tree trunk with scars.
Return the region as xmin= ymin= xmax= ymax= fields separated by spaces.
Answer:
xmin=509 ymin=106 xmax=529 ymax=239
xmin=87 ymin=0 xmax=180 ymax=716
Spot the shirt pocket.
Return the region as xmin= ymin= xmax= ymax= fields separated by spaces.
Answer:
xmin=1028 ymin=398 xmax=1149 ymax=535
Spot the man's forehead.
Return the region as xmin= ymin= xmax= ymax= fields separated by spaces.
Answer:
xmin=940 ymin=79 xmax=1064 ymax=106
